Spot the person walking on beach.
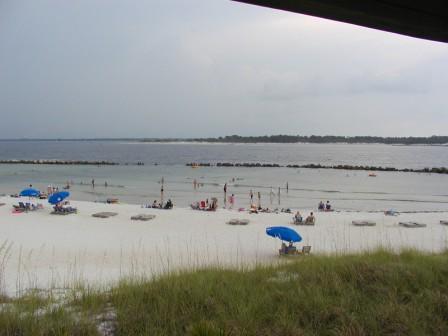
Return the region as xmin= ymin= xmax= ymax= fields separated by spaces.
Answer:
xmin=223 ymin=183 xmax=227 ymax=208
xmin=286 ymin=182 xmax=289 ymax=193
xmin=257 ymin=191 xmax=261 ymax=209
xmin=229 ymin=194 xmax=235 ymax=209
xmin=250 ymin=189 xmax=254 ymax=206
xmin=269 ymin=187 xmax=274 ymax=205
xmin=278 ymin=187 xmax=281 ymax=205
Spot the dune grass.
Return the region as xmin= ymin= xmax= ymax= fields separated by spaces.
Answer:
xmin=1 ymin=249 xmax=447 ymax=335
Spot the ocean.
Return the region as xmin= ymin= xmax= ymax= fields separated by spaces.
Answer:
xmin=1 ymin=140 xmax=447 ymax=212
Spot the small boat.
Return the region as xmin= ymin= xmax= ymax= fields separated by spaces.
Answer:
xmin=440 ymin=220 xmax=448 ymax=225
xmin=191 ymin=163 xmax=200 ymax=169
xmin=384 ymin=209 xmax=399 ymax=216
xmin=106 ymin=198 xmax=119 ymax=204
xmin=368 ymin=172 xmax=377 ymax=177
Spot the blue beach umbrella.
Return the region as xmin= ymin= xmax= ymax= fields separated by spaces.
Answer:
xmin=48 ymin=191 xmax=70 ymax=204
xmin=266 ymin=226 xmax=302 ymax=243
xmin=19 ymin=188 xmax=40 ymax=197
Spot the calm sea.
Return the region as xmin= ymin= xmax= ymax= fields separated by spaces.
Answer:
xmin=1 ymin=141 xmax=447 ymax=212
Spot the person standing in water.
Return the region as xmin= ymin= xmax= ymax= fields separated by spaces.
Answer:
xmin=286 ymin=182 xmax=289 ymax=193
xmin=91 ymin=179 xmax=95 ymax=188
xmin=193 ymin=179 xmax=197 ymax=190
xmin=223 ymin=183 xmax=227 ymax=208
xmin=160 ymin=177 xmax=164 ymax=206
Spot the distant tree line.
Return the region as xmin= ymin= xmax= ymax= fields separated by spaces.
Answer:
xmin=143 ymin=135 xmax=448 ymax=145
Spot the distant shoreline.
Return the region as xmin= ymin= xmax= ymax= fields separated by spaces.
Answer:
xmin=0 ymin=135 xmax=448 ymax=146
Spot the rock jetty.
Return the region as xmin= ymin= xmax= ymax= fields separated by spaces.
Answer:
xmin=186 ymin=162 xmax=448 ymax=175
xmin=0 ymin=160 xmax=118 ymax=165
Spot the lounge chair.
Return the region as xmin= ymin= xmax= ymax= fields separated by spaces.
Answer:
xmin=92 ymin=212 xmax=118 ymax=218
xmin=352 ymin=220 xmax=376 ymax=226
xmin=298 ymin=245 xmax=312 ymax=255
xmin=51 ymin=206 xmax=77 ymax=215
xmin=279 ymin=245 xmax=311 ymax=256
xmin=131 ymin=214 xmax=156 ymax=221
xmin=13 ymin=202 xmax=30 ymax=212
xmin=227 ymin=219 xmax=250 ymax=225
xmin=399 ymin=221 xmax=426 ymax=228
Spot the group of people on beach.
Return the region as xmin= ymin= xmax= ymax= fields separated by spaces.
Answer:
xmin=318 ymin=200 xmax=332 ymax=211
xmin=144 ymin=199 xmax=173 ymax=210
xmin=293 ymin=210 xmax=315 ymax=225
xmin=191 ymin=198 xmax=218 ymax=211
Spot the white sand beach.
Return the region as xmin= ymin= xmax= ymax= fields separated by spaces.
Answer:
xmin=0 ymin=196 xmax=447 ymax=296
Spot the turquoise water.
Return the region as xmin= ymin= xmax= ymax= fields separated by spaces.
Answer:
xmin=1 ymin=141 xmax=448 ymax=211
xmin=1 ymin=163 xmax=448 ymax=212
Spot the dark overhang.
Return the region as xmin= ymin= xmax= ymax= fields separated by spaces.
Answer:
xmin=233 ymin=0 xmax=448 ymax=43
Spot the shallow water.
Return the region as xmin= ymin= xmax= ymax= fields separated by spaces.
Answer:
xmin=1 ymin=141 xmax=448 ymax=211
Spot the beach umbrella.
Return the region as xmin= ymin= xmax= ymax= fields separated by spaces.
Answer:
xmin=48 ymin=191 xmax=70 ymax=204
xmin=19 ymin=188 xmax=40 ymax=197
xmin=266 ymin=226 xmax=302 ymax=243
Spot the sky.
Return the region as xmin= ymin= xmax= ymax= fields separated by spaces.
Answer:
xmin=1 ymin=0 xmax=448 ymax=139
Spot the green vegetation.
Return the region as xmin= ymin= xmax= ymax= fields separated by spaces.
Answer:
xmin=143 ymin=134 xmax=448 ymax=145
xmin=4 ymin=135 xmax=448 ymax=145
xmin=1 ymin=249 xmax=447 ymax=335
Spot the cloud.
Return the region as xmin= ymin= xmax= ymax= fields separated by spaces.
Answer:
xmin=0 ymin=0 xmax=447 ymax=138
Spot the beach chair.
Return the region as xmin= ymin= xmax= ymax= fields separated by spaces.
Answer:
xmin=65 ymin=206 xmax=77 ymax=214
xmin=278 ymin=243 xmax=288 ymax=255
xmin=298 ymin=246 xmax=312 ymax=255
xmin=13 ymin=202 xmax=29 ymax=212
xmin=399 ymin=221 xmax=426 ymax=228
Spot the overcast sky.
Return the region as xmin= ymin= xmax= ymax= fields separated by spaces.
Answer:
xmin=1 ymin=0 xmax=448 ymax=138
